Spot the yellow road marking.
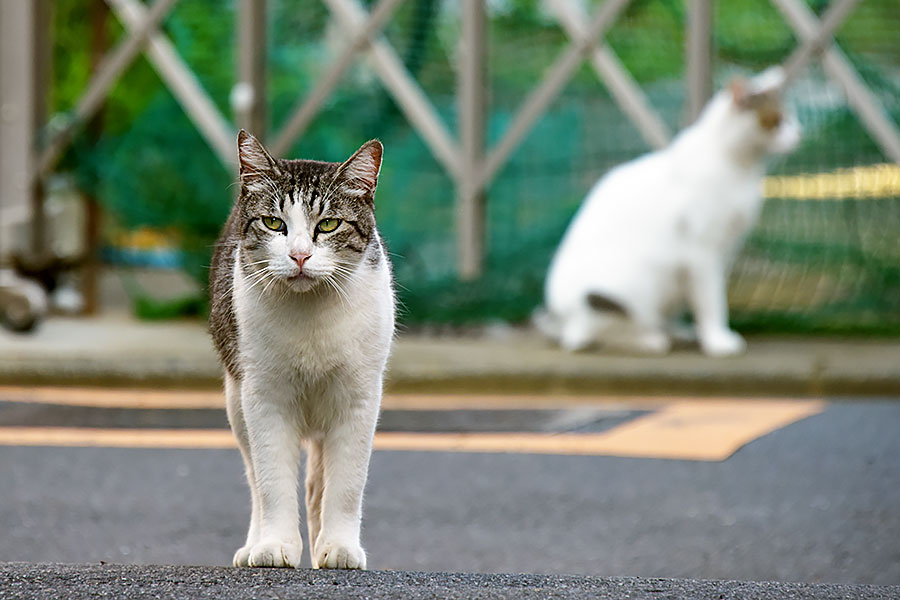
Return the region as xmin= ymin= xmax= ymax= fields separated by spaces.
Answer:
xmin=0 ymin=427 xmax=237 ymax=449
xmin=0 ymin=400 xmax=823 ymax=460
xmin=571 ymin=400 xmax=824 ymax=460
xmin=375 ymin=400 xmax=822 ymax=460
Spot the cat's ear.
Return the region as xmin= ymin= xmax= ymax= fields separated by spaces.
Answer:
xmin=729 ymin=77 xmax=750 ymax=108
xmin=237 ymin=129 xmax=279 ymax=193
xmin=751 ymin=66 xmax=786 ymax=93
xmin=333 ymin=140 xmax=383 ymax=203
xmin=730 ymin=75 xmax=779 ymax=110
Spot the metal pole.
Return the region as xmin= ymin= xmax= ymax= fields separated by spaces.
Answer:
xmin=236 ymin=0 xmax=267 ymax=141
xmin=0 ymin=0 xmax=47 ymax=260
xmin=30 ymin=0 xmax=51 ymax=258
xmin=457 ymin=0 xmax=487 ymax=280
xmin=685 ymin=0 xmax=713 ymax=124
xmin=83 ymin=1 xmax=111 ymax=316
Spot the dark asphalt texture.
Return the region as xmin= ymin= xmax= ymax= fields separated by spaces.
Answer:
xmin=2 ymin=563 xmax=899 ymax=600
xmin=1 ymin=401 xmax=899 ymax=586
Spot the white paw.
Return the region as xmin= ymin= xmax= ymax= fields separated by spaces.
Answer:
xmin=560 ymin=327 xmax=594 ymax=352
xmin=314 ymin=538 xmax=366 ymax=570
xmin=701 ymin=329 xmax=746 ymax=357
xmin=242 ymin=538 xmax=303 ymax=568
xmin=560 ymin=336 xmax=592 ymax=353
xmin=633 ymin=331 xmax=671 ymax=355
xmin=233 ymin=545 xmax=252 ymax=567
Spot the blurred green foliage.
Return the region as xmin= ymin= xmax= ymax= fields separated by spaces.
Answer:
xmin=51 ymin=0 xmax=900 ymax=333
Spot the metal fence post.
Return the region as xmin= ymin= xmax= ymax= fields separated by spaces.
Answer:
xmin=685 ymin=0 xmax=713 ymax=124
xmin=236 ymin=0 xmax=267 ymax=141
xmin=457 ymin=0 xmax=487 ymax=279
xmin=83 ymin=1 xmax=110 ymax=315
xmin=0 ymin=0 xmax=49 ymax=259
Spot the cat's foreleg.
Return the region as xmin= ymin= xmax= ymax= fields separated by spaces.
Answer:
xmin=686 ymin=257 xmax=746 ymax=356
xmin=304 ymin=438 xmax=325 ymax=564
xmin=240 ymin=375 xmax=304 ymax=568
xmin=313 ymin=391 xmax=379 ymax=569
xmin=225 ymin=373 xmax=262 ymax=567
xmin=618 ymin=324 xmax=671 ymax=355
xmin=559 ymin=312 xmax=597 ymax=352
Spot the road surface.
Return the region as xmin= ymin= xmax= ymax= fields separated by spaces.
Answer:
xmin=0 ymin=387 xmax=897 ymax=585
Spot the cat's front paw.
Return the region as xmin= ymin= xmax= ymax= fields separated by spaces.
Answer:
xmin=632 ymin=330 xmax=671 ymax=355
xmin=700 ymin=329 xmax=746 ymax=357
xmin=314 ymin=538 xmax=366 ymax=570
xmin=242 ymin=539 xmax=303 ymax=568
xmin=233 ymin=545 xmax=252 ymax=567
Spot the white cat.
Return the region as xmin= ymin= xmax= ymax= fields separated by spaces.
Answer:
xmin=210 ymin=131 xmax=394 ymax=569
xmin=538 ymin=67 xmax=800 ymax=356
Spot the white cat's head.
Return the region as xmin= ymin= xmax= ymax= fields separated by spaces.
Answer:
xmin=235 ymin=131 xmax=384 ymax=295
xmin=726 ymin=66 xmax=801 ymax=157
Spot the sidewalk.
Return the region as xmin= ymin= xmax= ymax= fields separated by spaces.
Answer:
xmin=3 ymin=563 xmax=898 ymax=600
xmin=0 ymin=314 xmax=898 ymax=396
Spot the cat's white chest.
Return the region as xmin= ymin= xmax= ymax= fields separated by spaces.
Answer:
xmin=276 ymin=299 xmax=364 ymax=373
xmin=674 ymin=166 xmax=762 ymax=250
xmin=232 ymin=262 xmax=392 ymax=379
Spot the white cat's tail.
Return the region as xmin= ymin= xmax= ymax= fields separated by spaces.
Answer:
xmin=585 ymin=292 xmax=629 ymax=316
xmin=532 ymin=306 xmax=562 ymax=342
xmin=533 ymin=292 xmax=628 ymax=343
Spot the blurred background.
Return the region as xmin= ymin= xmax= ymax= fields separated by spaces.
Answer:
xmin=1 ymin=0 xmax=898 ymax=333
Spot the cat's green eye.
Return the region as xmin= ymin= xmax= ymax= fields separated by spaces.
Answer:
xmin=261 ymin=216 xmax=286 ymax=232
xmin=316 ymin=218 xmax=341 ymax=233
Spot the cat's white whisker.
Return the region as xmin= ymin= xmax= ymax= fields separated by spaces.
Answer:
xmin=322 ymin=276 xmax=349 ymax=309
xmin=260 ymin=274 xmax=280 ymax=297
xmin=242 ymin=268 xmax=278 ymax=298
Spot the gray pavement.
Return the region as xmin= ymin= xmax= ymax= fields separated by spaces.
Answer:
xmin=0 ymin=314 xmax=899 ymax=395
xmin=2 ymin=316 xmax=900 ymax=599
xmin=3 ymin=563 xmax=899 ymax=600
xmin=2 ymin=402 xmax=898 ymax=584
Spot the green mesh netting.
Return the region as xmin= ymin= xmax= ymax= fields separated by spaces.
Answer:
xmin=52 ymin=0 xmax=900 ymax=333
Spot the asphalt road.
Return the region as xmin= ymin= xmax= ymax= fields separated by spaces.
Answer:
xmin=0 ymin=394 xmax=898 ymax=586
xmin=3 ymin=563 xmax=899 ymax=600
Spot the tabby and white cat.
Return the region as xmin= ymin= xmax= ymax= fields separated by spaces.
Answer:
xmin=538 ymin=67 xmax=800 ymax=356
xmin=209 ymin=131 xmax=394 ymax=569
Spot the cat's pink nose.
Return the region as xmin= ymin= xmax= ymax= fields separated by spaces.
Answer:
xmin=290 ymin=252 xmax=311 ymax=269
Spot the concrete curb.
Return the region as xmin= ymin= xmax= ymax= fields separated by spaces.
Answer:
xmin=0 ymin=316 xmax=898 ymax=396
xmin=3 ymin=563 xmax=898 ymax=600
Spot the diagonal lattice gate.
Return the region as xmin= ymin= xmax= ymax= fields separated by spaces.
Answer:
xmin=1 ymin=0 xmax=898 ymax=331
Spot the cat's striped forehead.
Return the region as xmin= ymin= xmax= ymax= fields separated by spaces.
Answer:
xmin=271 ymin=163 xmax=330 ymax=217
xmin=242 ymin=158 xmax=371 ymax=222
xmin=235 ymin=134 xmax=383 ymax=249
